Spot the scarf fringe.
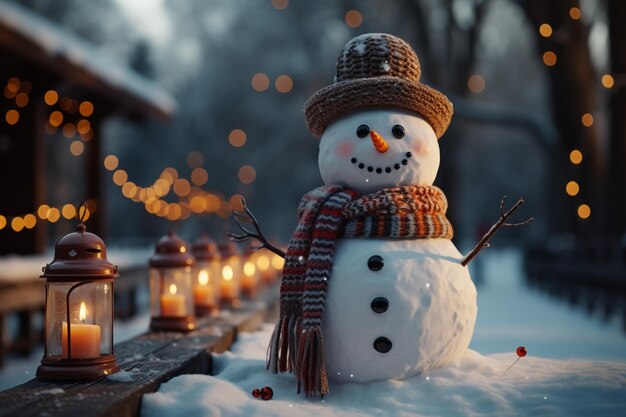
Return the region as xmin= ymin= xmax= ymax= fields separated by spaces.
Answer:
xmin=295 ymin=327 xmax=329 ymax=397
xmin=267 ymin=316 xmax=300 ymax=374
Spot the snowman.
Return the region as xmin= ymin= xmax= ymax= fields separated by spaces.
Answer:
xmin=232 ymin=33 xmax=530 ymax=396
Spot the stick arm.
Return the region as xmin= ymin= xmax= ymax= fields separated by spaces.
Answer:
xmin=228 ymin=198 xmax=286 ymax=259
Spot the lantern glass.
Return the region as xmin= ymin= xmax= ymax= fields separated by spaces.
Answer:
xmin=219 ymin=255 xmax=242 ymax=303
xmin=193 ymin=259 xmax=220 ymax=311
xmin=149 ymin=266 xmax=194 ymax=318
xmin=44 ymin=280 xmax=113 ymax=360
xmin=241 ymin=253 xmax=260 ymax=297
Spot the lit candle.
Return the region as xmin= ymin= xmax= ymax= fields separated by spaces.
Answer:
xmin=193 ymin=270 xmax=215 ymax=308
xmin=241 ymin=261 xmax=258 ymax=296
xmin=220 ymin=265 xmax=237 ymax=301
xmin=160 ymin=284 xmax=186 ymax=317
xmin=61 ymin=302 xmax=101 ymax=359
xmin=256 ymin=254 xmax=272 ymax=283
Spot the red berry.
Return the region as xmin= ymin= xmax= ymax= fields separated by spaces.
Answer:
xmin=516 ymin=346 xmax=527 ymax=357
xmin=260 ymin=386 xmax=273 ymax=400
xmin=252 ymin=388 xmax=261 ymax=398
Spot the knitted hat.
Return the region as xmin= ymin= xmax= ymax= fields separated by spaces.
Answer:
xmin=304 ymin=33 xmax=453 ymax=139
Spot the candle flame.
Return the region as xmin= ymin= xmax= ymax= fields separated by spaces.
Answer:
xmin=257 ymin=255 xmax=270 ymax=271
xmin=222 ymin=265 xmax=233 ymax=281
xmin=79 ymin=301 xmax=88 ymax=321
xmin=198 ymin=270 xmax=209 ymax=285
xmin=244 ymin=261 xmax=256 ymax=277
xmin=169 ymin=283 xmax=177 ymax=294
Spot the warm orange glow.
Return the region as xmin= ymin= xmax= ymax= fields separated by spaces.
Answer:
xmin=581 ymin=113 xmax=594 ymax=127
xmin=228 ymin=194 xmax=244 ymax=211
xmin=161 ymin=167 xmax=178 ymax=185
xmin=62 ymin=204 xmax=76 ymax=220
xmin=191 ymin=168 xmax=208 ymax=185
xmin=7 ymin=77 xmax=20 ymax=93
xmin=70 ymin=140 xmax=84 ymax=156
xmin=153 ymin=178 xmax=170 ymax=196
xmin=271 ymin=254 xmax=285 ymax=270
xmin=275 ymin=75 xmax=293 ymax=93
xmin=244 ymin=261 xmax=256 ymax=277
xmin=104 ymin=155 xmax=119 ymax=171
xmin=169 ymin=284 xmax=178 ymax=295
xmin=577 ymin=204 xmax=590 ymax=219
xmin=78 ymin=205 xmax=91 ymax=222
xmin=601 ymin=74 xmax=614 ymax=89
xmin=15 ymin=93 xmax=29 ymax=108
xmin=11 ymin=217 xmax=24 ymax=232
xmin=122 ymin=182 xmax=138 ymax=198
xmin=77 ymin=119 xmax=91 ymax=134
xmin=569 ymin=7 xmax=581 ymax=20
xmin=228 ymin=129 xmax=247 ymax=147
xmin=198 ymin=270 xmax=209 ymax=285
xmin=80 ymin=129 xmax=94 ymax=142
xmin=190 ymin=195 xmax=207 ymax=213
xmin=569 ymin=149 xmax=583 ymax=164
xmin=3 ymin=86 xmax=16 ymax=99
xmin=543 ymin=51 xmax=557 ymax=66
xmin=222 ymin=265 xmax=234 ymax=281
xmin=23 ymin=214 xmax=36 ymax=229
xmin=216 ymin=201 xmax=232 ymax=219
xmin=0 ymin=215 xmax=6 ymax=230
xmin=79 ymin=301 xmax=88 ymax=321
xmin=63 ymin=123 xmax=76 ymax=138
xmin=166 ymin=203 xmax=182 ymax=221
xmin=271 ymin=0 xmax=289 ymax=9
xmin=186 ymin=151 xmax=204 ymax=168
xmin=47 ymin=208 xmax=61 ymax=223
xmin=251 ymin=73 xmax=270 ymax=92
xmin=565 ymin=181 xmax=579 ymax=196
xmin=37 ymin=204 xmax=50 ymax=219
xmin=79 ymin=101 xmax=94 ymax=117
xmin=44 ymin=122 xmax=57 ymax=135
xmin=180 ymin=202 xmax=192 ymax=220
xmin=173 ymin=178 xmax=191 ymax=197
xmin=539 ymin=23 xmax=552 ymax=37
xmin=113 ymin=169 xmax=128 ymax=186
xmin=257 ymin=255 xmax=270 ymax=271
xmin=238 ymin=165 xmax=256 ymax=184
xmin=467 ymin=74 xmax=485 ymax=93
xmin=49 ymin=111 xmax=63 ymax=127
xmin=44 ymin=90 xmax=59 ymax=106
xmin=205 ymin=194 xmax=221 ymax=212
xmin=345 ymin=9 xmax=363 ymax=28
xmin=5 ymin=110 xmax=19 ymax=125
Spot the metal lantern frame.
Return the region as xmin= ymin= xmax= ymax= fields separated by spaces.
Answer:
xmin=149 ymin=231 xmax=196 ymax=332
xmin=36 ymin=223 xmax=120 ymax=381
xmin=191 ymin=235 xmax=221 ymax=316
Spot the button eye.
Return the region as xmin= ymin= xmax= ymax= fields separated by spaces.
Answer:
xmin=356 ymin=124 xmax=370 ymax=138
xmin=391 ymin=124 xmax=405 ymax=139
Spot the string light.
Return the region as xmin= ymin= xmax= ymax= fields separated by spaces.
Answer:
xmin=5 ymin=110 xmax=19 ymax=125
xmin=251 ymin=73 xmax=270 ymax=92
xmin=581 ymin=113 xmax=594 ymax=127
xmin=70 ymin=140 xmax=84 ymax=156
xmin=539 ymin=23 xmax=552 ymax=37
xmin=467 ymin=74 xmax=485 ymax=93
xmin=275 ymin=75 xmax=293 ymax=93
xmin=601 ymin=74 xmax=614 ymax=89
xmin=565 ymin=181 xmax=579 ymax=196
xmin=229 ymin=129 xmax=247 ymax=147
xmin=542 ymin=51 xmax=557 ymax=67
xmin=569 ymin=7 xmax=581 ymax=20
xmin=238 ymin=165 xmax=257 ymax=184
xmin=345 ymin=10 xmax=363 ymax=28
xmin=577 ymin=204 xmax=591 ymax=219
xmin=569 ymin=149 xmax=583 ymax=164
xmin=79 ymin=101 xmax=94 ymax=117
xmin=44 ymin=90 xmax=58 ymax=106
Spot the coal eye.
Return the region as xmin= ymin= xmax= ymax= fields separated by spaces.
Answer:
xmin=392 ymin=124 xmax=405 ymax=139
xmin=356 ymin=124 xmax=370 ymax=138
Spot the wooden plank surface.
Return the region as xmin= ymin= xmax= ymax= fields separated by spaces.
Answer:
xmin=0 ymin=283 xmax=279 ymax=417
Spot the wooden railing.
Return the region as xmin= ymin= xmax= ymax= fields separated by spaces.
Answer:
xmin=0 ymin=283 xmax=279 ymax=417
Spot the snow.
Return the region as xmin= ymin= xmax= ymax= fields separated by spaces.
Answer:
xmin=106 ymin=370 xmax=135 ymax=383
xmin=0 ymin=247 xmax=152 ymax=283
xmin=0 ymin=2 xmax=176 ymax=117
xmin=323 ymin=238 xmax=476 ymax=382
xmin=141 ymin=324 xmax=626 ymax=417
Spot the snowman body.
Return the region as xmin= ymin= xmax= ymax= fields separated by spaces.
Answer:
xmin=317 ymin=109 xmax=478 ymax=382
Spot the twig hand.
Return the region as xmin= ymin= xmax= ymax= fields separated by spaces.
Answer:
xmin=228 ymin=197 xmax=286 ymax=259
xmin=461 ymin=196 xmax=534 ymax=266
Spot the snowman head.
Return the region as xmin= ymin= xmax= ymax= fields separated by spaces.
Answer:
xmin=304 ymin=33 xmax=453 ymax=192
xmin=318 ymin=109 xmax=439 ymax=193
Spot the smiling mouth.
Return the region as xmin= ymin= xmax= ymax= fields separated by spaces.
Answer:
xmin=350 ymin=152 xmax=413 ymax=174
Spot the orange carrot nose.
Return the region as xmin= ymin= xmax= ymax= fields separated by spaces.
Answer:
xmin=370 ymin=130 xmax=389 ymax=153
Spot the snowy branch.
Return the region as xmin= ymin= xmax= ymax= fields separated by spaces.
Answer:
xmin=461 ymin=197 xmax=534 ymax=267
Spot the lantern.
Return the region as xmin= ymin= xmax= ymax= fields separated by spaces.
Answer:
xmin=217 ymin=241 xmax=242 ymax=307
xmin=149 ymin=231 xmax=196 ymax=332
xmin=240 ymin=241 xmax=261 ymax=298
xmin=36 ymin=223 xmax=120 ymax=380
xmin=191 ymin=235 xmax=221 ymax=316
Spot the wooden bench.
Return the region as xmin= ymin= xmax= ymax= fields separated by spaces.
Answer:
xmin=0 ymin=283 xmax=279 ymax=417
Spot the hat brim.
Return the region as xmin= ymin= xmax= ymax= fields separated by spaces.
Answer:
xmin=304 ymin=77 xmax=453 ymax=139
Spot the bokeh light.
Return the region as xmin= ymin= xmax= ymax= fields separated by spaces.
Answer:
xmin=251 ymin=73 xmax=270 ymax=92
xmin=345 ymin=10 xmax=363 ymax=28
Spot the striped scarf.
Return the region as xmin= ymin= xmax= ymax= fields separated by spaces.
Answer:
xmin=267 ymin=185 xmax=453 ymax=397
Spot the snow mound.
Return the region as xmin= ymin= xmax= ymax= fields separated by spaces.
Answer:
xmin=141 ymin=326 xmax=626 ymax=417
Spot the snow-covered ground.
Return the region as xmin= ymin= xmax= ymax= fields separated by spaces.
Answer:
xmin=142 ymin=324 xmax=626 ymax=417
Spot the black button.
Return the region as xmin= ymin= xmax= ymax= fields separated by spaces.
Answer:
xmin=367 ymin=255 xmax=384 ymax=271
xmin=373 ymin=337 xmax=392 ymax=353
xmin=371 ymin=297 xmax=389 ymax=313
xmin=351 ymin=157 xmax=357 ymax=164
